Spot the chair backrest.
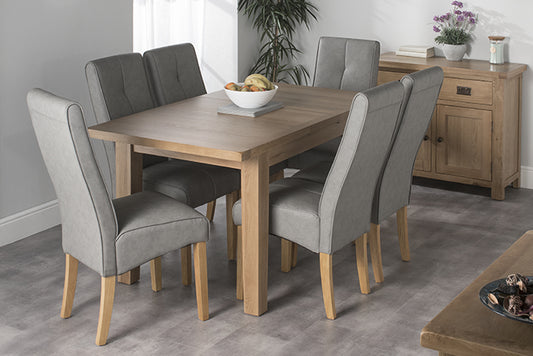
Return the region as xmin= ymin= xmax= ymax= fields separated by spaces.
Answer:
xmin=86 ymin=53 xmax=155 ymax=122
xmin=313 ymin=37 xmax=380 ymax=92
xmin=319 ymin=81 xmax=404 ymax=254
xmin=85 ymin=53 xmax=165 ymax=197
xmin=372 ymin=67 xmax=444 ymax=223
xmin=28 ymin=89 xmax=118 ymax=277
xmin=143 ymin=43 xmax=207 ymax=106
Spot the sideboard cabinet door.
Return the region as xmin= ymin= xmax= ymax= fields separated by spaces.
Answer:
xmin=413 ymin=111 xmax=435 ymax=172
xmin=435 ymin=105 xmax=492 ymax=181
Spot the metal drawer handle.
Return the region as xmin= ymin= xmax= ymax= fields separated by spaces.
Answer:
xmin=456 ymin=86 xmax=472 ymax=96
xmin=423 ymin=135 xmax=430 ymax=141
xmin=437 ymin=137 xmax=444 ymax=143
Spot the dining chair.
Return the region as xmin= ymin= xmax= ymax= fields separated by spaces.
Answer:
xmin=292 ymin=67 xmax=444 ymax=284
xmin=142 ymin=43 xmax=207 ymax=106
xmin=232 ymin=81 xmax=405 ymax=318
xmin=86 ymin=53 xmax=241 ymax=268
xmin=27 ymin=88 xmax=209 ymax=346
xmin=142 ymin=43 xmax=287 ymax=260
xmin=284 ymin=37 xmax=380 ymax=264
xmin=287 ymin=36 xmax=381 ymax=170
xmin=368 ymin=67 xmax=443 ymax=281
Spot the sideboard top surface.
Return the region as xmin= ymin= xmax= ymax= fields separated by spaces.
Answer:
xmin=379 ymin=52 xmax=527 ymax=79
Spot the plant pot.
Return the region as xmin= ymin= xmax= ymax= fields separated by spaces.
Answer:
xmin=442 ymin=44 xmax=467 ymax=61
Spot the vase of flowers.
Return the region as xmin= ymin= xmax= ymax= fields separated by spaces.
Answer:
xmin=433 ymin=1 xmax=477 ymax=61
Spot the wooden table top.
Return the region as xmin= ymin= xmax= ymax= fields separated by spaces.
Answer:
xmin=379 ymin=52 xmax=527 ymax=79
xmin=421 ymin=230 xmax=533 ymax=356
xmin=88 ymin=83 xmax=356 ymax=163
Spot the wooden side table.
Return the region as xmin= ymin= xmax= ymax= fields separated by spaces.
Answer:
xmin=378 ymin=53 xmax=527 ymax=200
xmin=421 ymin=231 xmax=533 ymax=355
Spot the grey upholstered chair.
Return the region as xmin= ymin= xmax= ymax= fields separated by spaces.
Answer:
xmin=292 ymin=67 xmax=444 ymax=285
xmin=142 ymin=43 xmax=287 ymax=260
xmin=28 ymin=89 xmax=209 ymax=346
xmin=368 ymin=67 xmax=443 ymax=281
xmin=232 ymin=81 xmax=405 ymax=318
xmin=288 ymin=37 xmax=381 ymax=170
xmin=86 ymin=53 xmax=241 ymax=264
xmin=143 ymin=43 xmax=207 ymax=106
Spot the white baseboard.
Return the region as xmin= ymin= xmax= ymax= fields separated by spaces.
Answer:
xmin=520 ymin=166 xmax=533 ymax=190
xmin=0 ymin=200 xmax=60 ymax=247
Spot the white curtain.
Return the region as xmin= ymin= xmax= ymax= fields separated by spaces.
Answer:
xmin=133 ymin=0 xmax=238 ymax=93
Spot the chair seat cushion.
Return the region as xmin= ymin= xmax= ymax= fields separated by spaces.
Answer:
xmin=143 ymin=159 xmax=240 ymax=208
xmin=113 ymin=191 xmax=209 ymax=274
xmin=232 ymin=178 xmax=323 ymax=253
xmin=291 ymin=161 xmax=333 ymax=184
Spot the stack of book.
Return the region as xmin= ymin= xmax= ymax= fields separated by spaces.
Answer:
xmin=396 ymin=45 xmax=435 ymax=58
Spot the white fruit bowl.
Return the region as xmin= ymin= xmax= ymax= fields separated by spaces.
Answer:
xmin=224 ymin=83 xmax=278 ymax=109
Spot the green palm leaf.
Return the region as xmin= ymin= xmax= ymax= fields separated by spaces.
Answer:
xmin=239 ymin=0 xmax=318 ymax=84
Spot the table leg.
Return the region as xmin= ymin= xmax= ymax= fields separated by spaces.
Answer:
xmin=115 ymin=143 xmax=143 ymax=285
xmin=241 ymin=155 xmax=269 ymax=316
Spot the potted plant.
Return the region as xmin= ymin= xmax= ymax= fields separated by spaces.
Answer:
xmin=433 ymin=1 xmax=477 ymax=61
xmin=238 ymin=0 xmax=318 ymax=84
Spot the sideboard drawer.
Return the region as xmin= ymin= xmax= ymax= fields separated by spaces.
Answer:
xmin=440 ymin=78 xmax=493 ymax=105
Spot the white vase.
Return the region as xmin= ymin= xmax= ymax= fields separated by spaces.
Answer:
xmin=442 ymin=44 xmax=467 ymax=61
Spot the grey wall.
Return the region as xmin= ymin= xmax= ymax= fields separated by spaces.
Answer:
xmin=238 ymin=11 xmax=259 ymax=81
xmin=0 ymin=0 xmax=133 ymax=219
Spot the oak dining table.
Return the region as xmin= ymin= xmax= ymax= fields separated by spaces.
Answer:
xmin=88 ymin=83 xmax=356 ymax=316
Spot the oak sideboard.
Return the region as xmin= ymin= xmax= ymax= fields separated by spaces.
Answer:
xmin=378 ymin=52 xmax=527 ymax=200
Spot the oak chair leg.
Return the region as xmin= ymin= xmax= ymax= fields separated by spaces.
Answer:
xmin=193 ymin=242 xmax=209 ymax=321
xmin=281 ymin=239 xmax=293 ymax=272
xmin=117 ymin=267 xmax=140 ymax=285
xmin=181 ymin=246 xmax=192 ymax=285
xmin=397 ymin=206 xmax=410 ymax=262
xmin=60 ymin=254 xmax=79 ymax=319
xmin=236 ymin=226 xmax=244 ymax=300
xmin=319 ymin=253 xmax=336 ymax=320
xmin=269 ymin=169 xmax=284 ymax=183
xmin=291 ymin=244 xmax=298 ymax=268
xmin=368 ymin=223 xmax=384 ymax=283
xmin=355 ymin=233 xmax=370 ymax=294
xmin=95 ymin=276 xmax=116 ymax=346
xmin=226 ymin=191 xmax=239 ymax=261
xmin=150 ymin=257 xmax=162 ymax=292
xmin=206 ymin=200 xmax=216 ymax=221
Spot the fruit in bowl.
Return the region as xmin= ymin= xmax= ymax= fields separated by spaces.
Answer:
xmin=224 ymin=74 xmax=278 ymax=109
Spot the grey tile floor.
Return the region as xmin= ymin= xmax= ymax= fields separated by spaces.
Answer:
xmin=1 ymin=178 xmax=532 ymax=355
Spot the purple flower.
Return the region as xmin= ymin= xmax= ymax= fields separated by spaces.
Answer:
xmin=463 ymin=11 xmax=473 ymax=17
xmin=433 ymin=25 xmax=441 ymax=32
xmin=455 ymin=10 xmax=462 ymax=15
xmin=433 ymin=15 xmax=441 ymax=22
xmin=445 ymin=12 xmax=451 ymax=20
xmin=457 ymin=15 xmax=465 ymax=22
xmin=452 ymin=1 xmax=463 ymax=8
xmin=469 ymin=17 xmax=476 ymax=24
